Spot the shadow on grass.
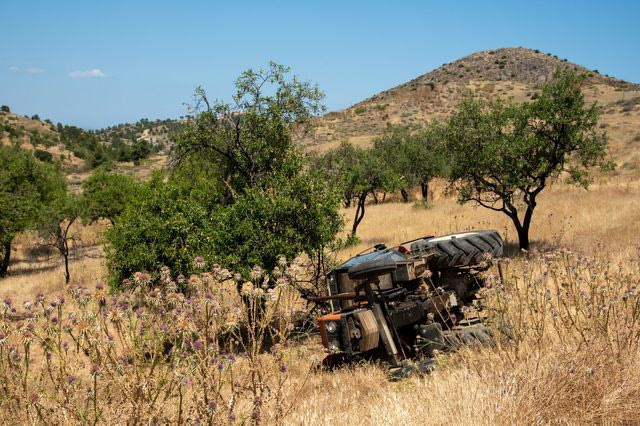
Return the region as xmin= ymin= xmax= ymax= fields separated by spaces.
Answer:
xmin=502 ymin=239 xmax=562 ymax=258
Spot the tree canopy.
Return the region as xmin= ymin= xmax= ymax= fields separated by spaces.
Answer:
xmin=105 ymin=63 xmax=341 ymax=287
xmin=82 ymin=169 xmax=140 ymax=225
xmin=0 ymin=146 xmax=66 ymax=276
xmin=443 ymin=70 xmax=613 ymax=249
xmin=372 ymin=124 xmax=446 ymax=202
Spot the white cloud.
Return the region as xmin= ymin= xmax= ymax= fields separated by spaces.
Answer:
xmin=9 ymin=66 xmax=45 ymax=74
xmin=69 ymin=68 xmax=107 ymax=78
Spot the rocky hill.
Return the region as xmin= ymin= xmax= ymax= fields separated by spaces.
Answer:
xmin=298 ymin=47 xmax=640 ymax=172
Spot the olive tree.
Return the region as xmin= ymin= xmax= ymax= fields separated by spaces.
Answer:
xmin=313 ymin=142 xmax=401 ymax=238
xmin=106 ymin=63 xmax=342 ymax=287
xmin=444 ymin=70 xmax=613 ymax=250
xmin=39 ymin=192 xmax=83 ymax=283
xmin=373 ymin=124 xmax=446 ymax=202
xmin=82 ymin=169 xmax=140 ymax=225
xmin=0 ymin=146 xmax=65 ymax=277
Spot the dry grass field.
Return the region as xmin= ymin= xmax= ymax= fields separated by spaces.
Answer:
xmin=1 ymin=174 xmax=640 ymax=424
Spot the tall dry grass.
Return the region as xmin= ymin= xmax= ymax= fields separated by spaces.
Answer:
xmin=338 ymin=176 xmax=640 ymax=263
xmin=288 ymin=250 xmax=640 ymax=425
xmin=1 ymin=175 xmax=640 ymax=424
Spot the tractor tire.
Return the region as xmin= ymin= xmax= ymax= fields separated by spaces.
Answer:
xmin=411 ymin=230 xmax=503 ymax=270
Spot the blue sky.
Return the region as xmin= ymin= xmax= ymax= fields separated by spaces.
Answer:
xmin=1 ymin=0 xmax=639 ymax=129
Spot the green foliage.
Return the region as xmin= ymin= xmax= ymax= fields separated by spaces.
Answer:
xmin=172 ymin=62 xmax=324 ymax=198
xmin=372 ymin=124 xmax=446 ymax=201
xmin=106 ymin=63 xmax=341 ymax=288
xmin=0 ymin=146 xmax=66 ymax=276
xmin=38 ymin=191 xmax=84 ymax=282
xmin=82 ymin=169 xmax=140 ymax=225
xmin=105 ymin=173 xmax=218 ymax=287
xmin=209 ymin=172 xmax=342 ymax=275
xmin=0 ymin=105 xmax=9 ymax=113
xmin=57 ymin=124 xmax=156 ymax=169
xmin=354 ymin=106 xmax=366 ymax=115
xmin=34 ymin=149 xmax=54 ymax=163
xmin=443 ymin=70 xmax=612 ymax=249
xmin=312 ymin=141 xmax=402 ymax=236
xmin=130 ymin=139 xmax=151 ymax=165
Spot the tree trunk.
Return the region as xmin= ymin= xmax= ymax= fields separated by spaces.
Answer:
xmin=421 ymin=181 xmax=429 ymax=201
xmin=512 ymin=204 xmax=535 ymax=251
xmin=63 ymin=242 xmax=70 ymax=284
xmin=515 ymin=223 xmax=530 ymax=250
xmin=400 ymin=189 xmax=409 ymax=203
xmin=351 ymin=193 xmax=367 ymax=237
xmin=372 ymin=191 xmax=379 ymax=204
xmin=0 ymin=240 xmax=11 ymax=278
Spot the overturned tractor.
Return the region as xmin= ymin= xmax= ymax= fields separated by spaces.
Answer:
xmin=306 ymin=230 xmax=504 ymax=376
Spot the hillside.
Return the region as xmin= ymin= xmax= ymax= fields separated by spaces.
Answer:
xmin=298 ymin=47 xmax=640 ymax=172
xmin=0 ymin=109 xmax=179 ymax=174
xmin=4 ymin=48 xmax=640 ymax=175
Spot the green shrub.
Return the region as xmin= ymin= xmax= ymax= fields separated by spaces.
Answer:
xmin=105 ymin=172 xmax=341 ymax=288
xmin=354 ymin=106 xmax=366 ymax=114
xmin=34 ymin=149 xmax=53 ymax=163
xmin=105 ymin=63 xmax=342 ymax=289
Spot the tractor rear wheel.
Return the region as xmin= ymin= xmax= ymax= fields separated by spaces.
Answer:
xmin=411 ymin=230 xmax=503 ymax=270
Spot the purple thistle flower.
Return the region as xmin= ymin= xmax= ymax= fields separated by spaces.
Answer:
xmin=204 ymin=291 xmax=214 ymax=300
xmin=67 ymin=374 xmax=76 ymax=384
xmin=2 ymin=297 xmax=11 ymax=306
xmin=208 ymin=401 xmax=218 ymax=412
xmin=280 ymin=364 xmax=288 ymax=373
xmin=193 ymin=256 xmax=206 ymax=269
xmin=95 ymin=282 xmax=104 ymax=290
xmin=51 ymin=316 xmax=58 ymax=324
xmin=193 ymin=340 xmax=203 ymax=350
xmin=181 ymin=377 xmax=190 ymax=386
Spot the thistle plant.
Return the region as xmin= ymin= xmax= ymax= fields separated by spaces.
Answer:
xmin=0 ymin=257 xmax=308 ymax=424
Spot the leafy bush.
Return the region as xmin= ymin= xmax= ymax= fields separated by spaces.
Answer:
xmin=354 ymin=106 xmax=366 ymax=114
xmin=33 ymin=149 xmax=53 ymax=163
xmin=105 ymin=174 xmax=218 ymax=287
xmin=82 ymin=168 xmax=140 ymax=224
xmin=105 ymin=63 xmax=341 ymax=289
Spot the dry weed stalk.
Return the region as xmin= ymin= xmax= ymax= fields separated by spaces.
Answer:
xmin=0 ymin=257 xmax=308 ymax=424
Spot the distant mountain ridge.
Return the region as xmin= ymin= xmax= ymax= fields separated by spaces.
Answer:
xmin=297 ymin=47 xmax=640 ymax=172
